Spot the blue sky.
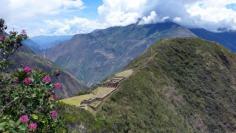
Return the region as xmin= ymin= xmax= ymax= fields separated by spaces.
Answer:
xmin=226 ymin=3 xmax=236 ymax=11
xmin=1 ymin=0 xmax=236 ymax=36
xmin=81 ymin=0 xmax=102 ymax=19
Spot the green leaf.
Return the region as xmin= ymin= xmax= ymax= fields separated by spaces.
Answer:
xmin=41 ymin=120 xmax=46 ymax=124
xmin=8 ymin=120 xmax=16 ymax=127
xmin=16 ymin=120 xmax=20 ymax=125
xmin=18 ymin=124 xmax=27 ymax=131
xmin=0 ymin=122 xmax=7 ymax=130
xmin=31 ymin=114 xmax=38 ymax=120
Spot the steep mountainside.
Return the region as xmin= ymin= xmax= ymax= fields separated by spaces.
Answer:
xmin=42 ymin=22 xmax=195 ymax=86
xmin=191 ymin=28 xmax=236 ymax=52
xmin=61 ymin=38 xmax=236 ymax=133
xmin=8 ymin=45 xmax=86 ymax=98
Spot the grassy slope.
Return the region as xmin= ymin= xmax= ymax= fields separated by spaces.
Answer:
xmin=61 ymin=38 xmax=236 ymax=133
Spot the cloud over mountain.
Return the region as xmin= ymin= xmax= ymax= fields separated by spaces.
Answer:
xmin=97 ymin=0 xmax=160 ymax=26
xmin=1 ymin=0 xmax=236 ymax=36
xmin=98 ymin=0 xmax=236 ymax=31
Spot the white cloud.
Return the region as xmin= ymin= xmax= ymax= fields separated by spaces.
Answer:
xmin=97 ymin=0 xmax=236 ymax=31
xmin=1 ymin=0 xmax=84 ymax=20
xmin=0 ymin=0 xmax=84 ymax=36
xmin=61 ymin=0 xmax=84 ymax=10
xmin=98 ymin=0 xmax=160 ymax=26
xmin=2 ymin=0 xmax=236 ymax=36
xmin=185 ymin=0 xmax=236 ymax=31
xmin=96 ymin=0 xmax=202 ymax=27
xmin=139 ymin=11 xmax=158 ymax=24
xmin=0 ymin=0 xmax=11 ymax=20
xmin=43 ymin=17 xmax=107 ymax=35
xmin=173 ymin=17 xmax=182 ymax=23
xmin=139 ymin=11 xmax=170 ymax=24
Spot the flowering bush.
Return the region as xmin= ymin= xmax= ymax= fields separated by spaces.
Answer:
xmin=0 ymin=19 xmax=65 ymax=132
xmin=0 ymin=67 xmax=65 ymax=132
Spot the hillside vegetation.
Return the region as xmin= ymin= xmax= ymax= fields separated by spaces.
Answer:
xmin=61 ymin=38 xmax=236 ymax=133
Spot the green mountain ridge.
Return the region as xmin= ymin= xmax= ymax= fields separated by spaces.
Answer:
xmin=61 ymin=38 xmax=236 ymax=133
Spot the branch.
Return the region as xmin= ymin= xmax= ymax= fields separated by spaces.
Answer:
xmin=0 ymin=97 xmax=20 ymax=116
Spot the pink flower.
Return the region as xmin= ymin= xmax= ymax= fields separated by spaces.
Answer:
xmin=28 ymin=122 xmax=37 ymax=132
xmin=53 ymin=82 xmax=62 ymax=89
xmin=42 ymin=75 xmax=51 ymax=84
xmin=23 ymin=78 xmax=32 ymax=86
xmin=0 ymin=35 xmax=5 ymax=41
xmin=23 ymin=66 xmax=32 ymax=73
xmin=19 ymin=115 xmax=29 ymax=124
xmin=50 ymin=110 xmax=58 ymax=120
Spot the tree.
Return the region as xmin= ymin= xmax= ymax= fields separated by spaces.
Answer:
xmin=0 ymin=19 xmax=27 ymax=70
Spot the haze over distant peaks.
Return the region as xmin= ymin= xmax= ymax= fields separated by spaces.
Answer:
xmin=23 ymin=35 xmax=72 ymax=51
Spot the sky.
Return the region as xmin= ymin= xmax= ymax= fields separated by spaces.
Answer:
xmin=1 ymin=0 xmax=236 ymax=37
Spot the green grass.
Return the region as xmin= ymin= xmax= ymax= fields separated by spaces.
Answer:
xmin=60 ymin=94 xmax=95 ymax=106
xmin=59 ymin=103 xmax=107 ymax=133
xmin=97 ymin=70 xmax=193 ymax=133
xmin=61 ymin=69 xmax=134 ymax=110
xmin=115 ymin=69 xmax=133 ymax=77
xmin=92 ymin=87 xmax=116 ymax=98
xmin=61 ymin=87 xmax=116 ymax=108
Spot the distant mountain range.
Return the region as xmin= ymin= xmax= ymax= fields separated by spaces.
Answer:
xmin=23 ymin=35 xmax=72 ymax=52
xmin=25 ymin=22 xmax=236 ymax=87
xmin=190 ymin=28 xmax=236 ymax=52
xmin=40 ymin=22 xmax=195 ymax=86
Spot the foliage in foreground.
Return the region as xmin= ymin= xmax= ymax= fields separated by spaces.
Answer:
xmin=0 ymin=67 xmax=65 ymax=132
xmin=0 ymin=18 xmax=65 ymax=132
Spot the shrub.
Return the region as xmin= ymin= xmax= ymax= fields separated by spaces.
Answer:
xmin=0 ymin=18 xmax=65 ymax=132
xmin=0 ymin=67 xmax=65 ymax=132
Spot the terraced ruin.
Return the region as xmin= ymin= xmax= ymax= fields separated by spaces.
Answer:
xmin=61 ymin=69 xmax=133 ymax=113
